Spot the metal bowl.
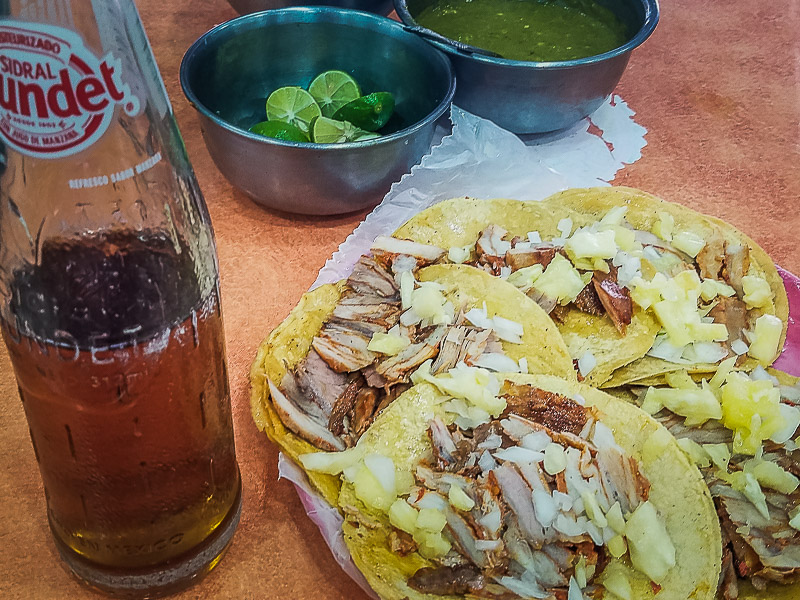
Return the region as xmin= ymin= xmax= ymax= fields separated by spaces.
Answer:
xmin=180 ymin=8 xmax=455 ymax=215
xmin=227 ymin=0 xmax=394 ymax=17
xmin=395 ymin=0 xmax=659 ymax=134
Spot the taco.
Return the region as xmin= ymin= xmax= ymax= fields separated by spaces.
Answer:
xmin=391 ymin=187 xmax=788 ymax=387
xmin=299 ymin=371 xmax=721 ymax=600
xmin=250 ymin=240 xmax=575 ymax=505
xmin=616 ymin=362 xmax=800 ymax=599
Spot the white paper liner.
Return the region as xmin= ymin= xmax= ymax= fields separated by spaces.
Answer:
xmin=282 ymin=98 xmax=648 ymax=594
xmin=312 ymin=97 xmax=647 ymax=289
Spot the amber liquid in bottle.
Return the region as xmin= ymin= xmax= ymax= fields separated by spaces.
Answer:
xmin=2 ymin=232 xmax=241 ymax=580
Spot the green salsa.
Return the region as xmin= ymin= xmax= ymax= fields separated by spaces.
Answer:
xmin=414 ymin=0 xmax=629 ymax=62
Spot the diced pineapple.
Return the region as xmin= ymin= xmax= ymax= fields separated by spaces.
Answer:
xmin=612 ymin=226 xmax=637 ymax=252
xmin=748 ymin=459 xmax=800 ymax=494
xmin=565 ymin=228 xmax=618 ymax=261
xmin=448 ymin=483 xmax=475 ymax=511
xmin=365 ymin=454 xmax=397 ymax=495
xmin=707 ymin=356 xmax=737 ymax=390
xmin=388 ymin=499 xmax=418 ymax=534
xmin=603 ymin=569 xmax=632 ymax=600
xmin=687 ymin=321 xmax=729 ymax=342
xmin=400 ymin=270 xmax=415 ymax=310
xmin=599 ymin=205 xmax=629 ymax=227
xmin=664 ymin=370 xmax=697 ymax=390
xmin=673 ymin=269 xmax=702 ymax=298
xmin=720 ymin=373 xmax=784 ymax=454
xmin=607 ymin=534 xmax=628 ymax=560
xmin=652 ymin=212 xmax=675 ymax=241
xmin=299 ymin=446 xmax=364 ymax=474
xmin=703 ymin=443 xmax=731 ymax=472
xmin=532 ymin=254 xmax=590 ymax=305
xmin=368 ymin=331 xmax=410 ymax=355
xmin=506 ymin=264 xmax=544 ymax=291
xmin=353 ymin=464 xmax=396 ymax=511
xmin=606 ymin=502 xmax=626 ymax=534
xmin=747 ymin=314 xmax=783 ymax=366
xmin=652 ymin=299 xmax=697 ymax=347
xmin=418 ymin=531 xmax=451 ymax=559
xmin=741 ymin=275 xmax=773 ymax=308
xmin=700 ymin=279 xmax=736 ymax=302
xmin=624 ymin=501 xmax=676 ymax=584
xmin=416 ymin=507 xmax=447 ymax=532
xmin=629 ymin=273 xmax=669 ymax=309
xmin=672 ymin=231 xmax=706 ymax=257
xmin=643 ymin=387 xmax=722 ymax=426
xmin=411 ymin=284 xmax=448 ymax=320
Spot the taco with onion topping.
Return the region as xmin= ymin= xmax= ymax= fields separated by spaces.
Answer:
xmin=391 ymin=187 xmax=788 ymax=387
xmin=250 ymin=240 xmax=575 ymax=505
xmin=612 ymin=363 xmax=800 ymax=600
xmin=298 ymin=371 xmax=721 ymax=600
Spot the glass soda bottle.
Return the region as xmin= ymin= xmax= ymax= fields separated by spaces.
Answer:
xmin=0 ymin=0 xmax=242 ymax=596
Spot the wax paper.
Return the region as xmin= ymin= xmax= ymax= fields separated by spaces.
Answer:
xmin=285 ymin=99 xmax=799 ymax=596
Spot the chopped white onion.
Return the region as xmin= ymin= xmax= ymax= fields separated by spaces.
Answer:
xmin=480 ymin=507 xmax=502 ymax=533
xmin=522 ymin=431 xmax=552 ymax=452
xmin=682 ymin=341 xmax=729 ymax=364
xmin=750 ymin=365 xmax=779 ymax=384
xmin=494 ymin=446 xmax=545 ymax=465
xmin=647 ymin=335 xmax=688 ymax=363
xmin=499 ymin=266 xmax=512 ymax=279
xmin=781 ymin=385 xmax=800 ymax=403
xmin=568 ymin=576 xmax=587 ymax=600
xmin=473 ymin=352 xmax=523 ymax=373
xmin=772 ymin=403 xmax=800 ymax=444
xmin=475 ymin=539 xmax=502 ymax=551
xmin=479 ymin=450 xmax=498 ymax=473
xmin=518 ymin=357 xmax=529 ymax=373
xmin=496 ymin=576 xmax=549 ymax=599
xmin=492 ymin=315 xmax=525 ymax=344
xmin=412 ymin=491 xmax=448 ymax=511
xmin=527 ymin=231 xmax=543 ymax=244
xmin=532 ymin=489 xmax=558 ymax=528
xmin=501 ymin=416 xmax=537 ymax=440
xmin=554 ymin=513 xmax=585 ymax=537
xmin=577 ymin=351 xmax=597 ymax=377
xmin=557 ymin=218 xmax=574 ymax=238
xmin=731 ymin=339 xmax=749 ymax=355
xmin=477 ymin=433 xmax=503 ymax=450
xmin=553 ymin=491 xmax=573 ymax=511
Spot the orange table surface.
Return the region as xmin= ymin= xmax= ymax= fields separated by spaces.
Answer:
xmin=2 ymin=0 xmax=799 ymax=598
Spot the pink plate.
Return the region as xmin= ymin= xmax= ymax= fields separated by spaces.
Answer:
xmin=773 ymin=268 xmax=800 ymax=376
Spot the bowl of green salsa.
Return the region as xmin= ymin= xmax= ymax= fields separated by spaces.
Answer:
xmin=395 ymin=0 xmax=659 ymax=133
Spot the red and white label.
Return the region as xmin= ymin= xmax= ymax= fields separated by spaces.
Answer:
xmin=0 ymin=22 xmax=139 ymax=159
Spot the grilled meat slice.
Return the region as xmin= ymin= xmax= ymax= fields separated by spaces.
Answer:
xmin=350 ymin=386 xmax=380 ymax=437
xmin=477 ymin=224 xmax=512 ymax=259
xmin=375 ymin=325 xmax=447 ymax=382
xmin=429 ymin=417 xmax=459 ymax=470
xmin=722 ymin=243 xmax=751 ymax=297
xmin=573 ymin=284 xmax=605 ymax=316
xmin=389 ymin=529 xmax=418 ymax=557
xmin=592 ymin=266 xmax=632 ymax=335
xmin=294 ymin=349 xmax=350 ymax=418
xmin=370 ymin=235 xmax=446 ymax=271
xmin=347 ymin=255 xmax=400 ymax=299
xmin=500 ymin=383 xmax=588 ymax=435
xmin=331 ymin=295 xmax=400 ymax=328
xmin=327 ymin=376 xmax=364 ymax=437
xmin=493 ymin=463 xmax=546 ymax=547
xmin=525 ymin=287 xmax=558 ymax=314
xmin=408 ymin=565 xmax=485 ymax=595
xmin=595 ymin=444 xmax=650 ymax=514
xmin=312 ymin=322 xmax=376 ymax=373
xmin=719 ymin=540 xmax=739 ymax=600
xmin=505 ymin=244 xmax=560 ymax=271
xmin=268 ymin=379 xmax=345 ymax=451
xmin=708 ymin=296 xmax=748 ymax=343
xmin=696 ymin=232 xmax=726 ymax=280
xmin=432 ymin=326 xmax=495 ymax=374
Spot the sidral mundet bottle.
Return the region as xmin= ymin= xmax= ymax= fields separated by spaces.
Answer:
xmin=0 ymin=0 xmax=242 ymax=596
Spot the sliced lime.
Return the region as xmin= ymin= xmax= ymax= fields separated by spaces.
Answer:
xmin=311 ymin=116 xmax=377 ymax=144
xmin=265 ymin=86 xmax=322 ymax=134
xmin=249 ymin=120 xmax=309 ymax=142
xmin=308 ymin=70 xmax=362 ymax=118
xmin=332 ymin=92 xmax=395 ymax=132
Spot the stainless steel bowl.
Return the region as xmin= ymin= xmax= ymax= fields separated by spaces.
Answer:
xmin=395 ymin=0 xmax=659 ymax=134
xmin=227 ymin=0 xmax=394 ymax=17
xmin=180 ymin=8 xmax=455 ymax=215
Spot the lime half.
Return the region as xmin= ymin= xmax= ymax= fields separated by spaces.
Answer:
xmin=333 ymin=92 xmax=395 ymax=132
xmin=311 ymin=116 xmax=379 ymax=144
xmin=249 ymin=120 xmax=309 ymax=142
xmin=265 ymin=86 xmax=322 ymax=134
xmin=308 ymin=70 xmax=362 ymax=118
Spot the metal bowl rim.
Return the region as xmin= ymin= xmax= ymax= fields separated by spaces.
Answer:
xmin=393 ymin=0 xmax=660 ymax=68
xmin=180 ymin=6 xmax=456 ymax=151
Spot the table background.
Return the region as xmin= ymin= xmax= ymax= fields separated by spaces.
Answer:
xmin=1 ymin=0 xmax=799 ymax=598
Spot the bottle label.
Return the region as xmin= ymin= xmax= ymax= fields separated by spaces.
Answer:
xmin=0 ymin=21 xmax=140 ymax=159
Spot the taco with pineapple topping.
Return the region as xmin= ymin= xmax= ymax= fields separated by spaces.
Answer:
xmin=391 ymin=187 xmax=788 ymax=387
xmin=614 ymin=363 xmax=800 ymax=600
xmin=250 ymin=239 xmax=575 ymax=505
xmin=298 ymin=370 xmax=721 ymax=600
